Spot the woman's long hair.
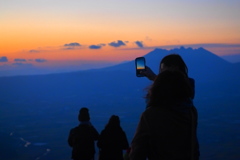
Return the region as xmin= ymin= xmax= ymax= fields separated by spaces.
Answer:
xmin=147 ymin=70 xmax=193 ymax=107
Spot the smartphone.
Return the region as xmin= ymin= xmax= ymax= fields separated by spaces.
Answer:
xmin=135 ymin=57 xmax=146 ymax=77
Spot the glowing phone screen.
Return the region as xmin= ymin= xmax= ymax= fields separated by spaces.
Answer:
xmin=136 ymin=58 xmax=145 ymax=70
xmin=135 ymin=57 xmax=146 ymax=77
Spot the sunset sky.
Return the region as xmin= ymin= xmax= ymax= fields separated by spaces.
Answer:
xmin=1 ymin=0 xmax=240 ymax=76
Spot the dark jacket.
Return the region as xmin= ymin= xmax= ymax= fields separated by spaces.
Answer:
xmin=68 ymin=122 xmax=99 ymax=160
xmin=130 ymin=103 xmax=199 ymax=160
xmin=97 ymin=126 xmax=129 ymax=160
xmin=189 ymin=78 xmax=195 ymax=99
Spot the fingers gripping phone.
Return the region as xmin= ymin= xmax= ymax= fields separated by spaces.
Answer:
xmin=135 ymin=57 xmax=146 ymax=77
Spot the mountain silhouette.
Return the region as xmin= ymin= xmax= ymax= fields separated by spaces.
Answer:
xmin=0 ymin=47 xmax=239 ymax=103
xmin=103 ymin=46 xmax=236 ymax=82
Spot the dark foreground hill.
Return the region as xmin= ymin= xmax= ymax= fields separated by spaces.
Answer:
xmin=0 ymin=47 xmax=240 ymax=160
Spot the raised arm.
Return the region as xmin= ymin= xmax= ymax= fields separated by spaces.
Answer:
xmin=141 ymin=66 xmax=157 ymax=81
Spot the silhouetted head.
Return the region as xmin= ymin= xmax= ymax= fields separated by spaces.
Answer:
xmin=78 ymin=107 xmax=90 ymax=122
xmin=106 ymin=115 xmax=120 ymax=129
xmin=147 ymin=70 xmax=193 ymax=107
xmin=159 ymin=54 xmax=188 ymax=76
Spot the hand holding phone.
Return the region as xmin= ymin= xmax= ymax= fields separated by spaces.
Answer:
xmin=135 ymin=57 xmax=146 ymax=77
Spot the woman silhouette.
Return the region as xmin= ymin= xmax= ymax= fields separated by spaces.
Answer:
xmin=97 ymin=115 xmax=129 ymax=160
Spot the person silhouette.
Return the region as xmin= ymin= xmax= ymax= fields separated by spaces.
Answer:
xmin=130 ymin=70 xmax=200 ymax=160
xmin=68 ymin=107 xmax=99 ymax=160
xmin=97 ymin=115 xmax=129 ymax=160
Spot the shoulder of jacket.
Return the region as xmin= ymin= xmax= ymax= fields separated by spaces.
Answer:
xmin=69 ymin=126 xmax=79 ymax=134
xmin=143 ymin=107 xmax=171 ymax=119
xmin=144 ymin=106 xmax=168 ymax=113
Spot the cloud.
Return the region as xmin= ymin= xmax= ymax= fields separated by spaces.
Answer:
xmin=135 ymin=41 xmax=144 ymax=48
xmin=29 ymin=50 xmax=40 ymax=53
xmin=108 ymin=40 xmax=126 ymax=47
xmin=89 ymin=44 xmax=105 ymax=49
xmin=63 ymin=42 xmax=81 ymax=50
xmin=14 ymin=58 xmax=27 ymax=62
xmin=0 ymin=56 xmax=8 ymax=62
xmin=12 ymin=63 xmax=33 ymax=66
xmin=64 ymin=42 xmax=81 ymax=47
xmin=157 ymin=43 xmax=240 ymax=49
xmin=64 ymin=47 xmax=75 ymax=50
xmin=89 ymin=45 xmax=101 ymax=49
xmin=35 ymin=59 xmax=47 ymax=63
